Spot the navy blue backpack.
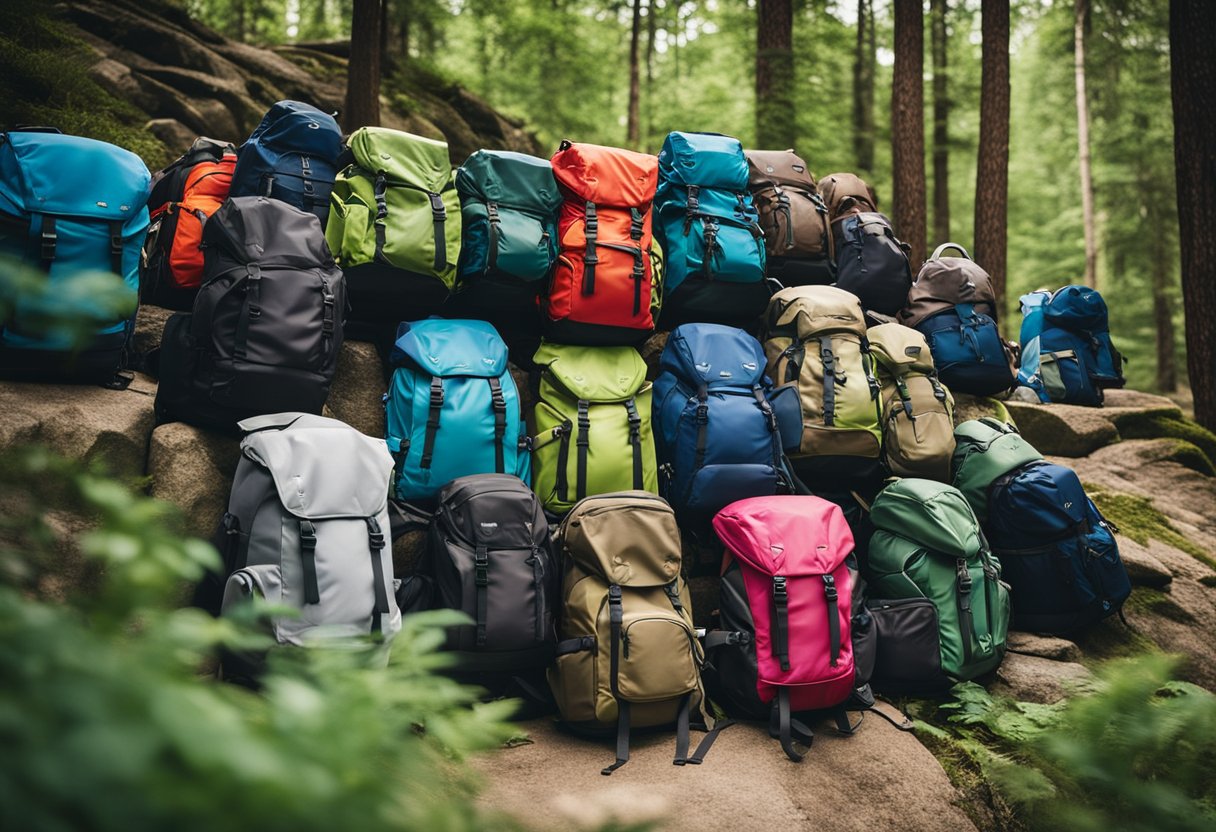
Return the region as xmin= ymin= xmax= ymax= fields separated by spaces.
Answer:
xmin=987 ymin=461 xmax=1131 ymax=634
xmin=230 ymin=101 xmax=342 ymax=225
xmin=653 ymin=323 xmax=794 ymax=521
xmin=1017 ymin=286 xmax=1126 ymax=406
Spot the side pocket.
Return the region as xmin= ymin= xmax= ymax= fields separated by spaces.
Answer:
xmin=551 ymin=637 xmax=598 ymax=723
xmin=336 ymin=198 xmax=374 ymax=266
xmin=868 ymin=597 xmax=950 ymax=695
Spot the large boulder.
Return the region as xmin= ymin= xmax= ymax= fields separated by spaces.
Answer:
xmin=146 ymin=421 xmax=242 ymax=538
xmin=1003 ymin=400 xmax=1120 ymax=456
xmin=324 ymin=341 xmax=387 ymax=438
xmin=992 ymin=652 xmax=1094 ymax=704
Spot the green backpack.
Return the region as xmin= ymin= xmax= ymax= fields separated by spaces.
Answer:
xmin=951 ymin=418 xmax=1043 ymax=521
xmin=326 ymin=127 xmax=462 ymax=323
xmin=529 ymin=342 xmax=658 ymax=515
xmin=867 ymin=478 xmax=1010 ymax=682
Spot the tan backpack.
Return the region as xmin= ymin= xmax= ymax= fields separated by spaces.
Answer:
xmin=547 ymin=491 xmax=708 ymax=773
xmin=745 ymin=149 xmax=833 ymax=261
xmin=818 ymin=172 xmax=878 ymax=222
xmin=868 ymin=323 xmax=956 ymax=482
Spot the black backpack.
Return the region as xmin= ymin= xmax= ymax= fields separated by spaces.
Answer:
xmin=154 ymin=196 xmax=346 ymax=431
xmin=832 ymin=211 xmax=913 ymax=320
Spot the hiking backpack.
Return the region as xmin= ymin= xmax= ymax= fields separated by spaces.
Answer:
xmin=868 ymin=323 xmax=956 ymax=481
xmin=987 ymin=461 xmax=1131 ymax=634
xmin=951 ymin=417 xmax=1043 ymax=522
xmin=707 ymin=496 xmax=858 ymax=761
xmin=867 ymin=478 xmax=1010 ymax=685
xmin=654 ymin=323 xmax=790 ymax=521
xmin=548 ymin=491 xmax=707 ymax=773
xmin=817 ymin=172 xmax=878 ymax=222
xmin=900 ymin=243 xmax=1016 ymax=396
xmin=0 ymin=128 xmax=149 ymax=383
xmin=384 ymin=318 xmax=529 ymax=503
xmin=545 ymin=140 xmax=659 ymax=345
xmin=141 ymin=137 xmax=236 ymax=310
xmin=654 ymin=132 xmax=769 ymax=329
xmin=761 ymin=285 xmax=883 ymax=485
xmin=326 ymin=127 xmax=462 ymax=326
xmin=745 ymin=149 xmax=834 ymax=287
xmin=529 ymin=342 xmax=658 ymax=515
xmin=1017 ymin=285 xmax=1126 ymax=406
xmin=832 ymin=212 xmax=913 ymax=320
xmin=154 ymin=196 xmax=346 ymax=431
xmin=211 ymin=413 xmax=400 ymax=682
xmin=229 ymin=100 xmax=341 ymax=225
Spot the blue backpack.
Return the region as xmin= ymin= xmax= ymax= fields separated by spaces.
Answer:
xmin=386 ymin=319 xmax=530 ymax=502
xmin=654 ymin=323 xmax=793 ymax=521
xmin=0 ymin=129 xmax=149 ymax=382
xmin=987 ymin=461 xmax=1131 ymax=634
xmin=1017 ymin=286 xmax=1125 ymax=406
xmin=654 ymin=132 xmax=769 ymax=328
xmin=230 ymin=101 xmax=342 ymax=225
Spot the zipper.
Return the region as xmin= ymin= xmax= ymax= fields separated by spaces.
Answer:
xmin=529 ymin=547 xmax=546 ymax=643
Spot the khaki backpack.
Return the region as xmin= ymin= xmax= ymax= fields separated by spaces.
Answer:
xmin=818 ymin=172 xmax=878 ymax=222
xmin=745 ymin=149 xmax=833 ymax=261
xmin=547 ymin=491 xmax=707 ymax=773
xmin=868 ymin=323 xmax=956 ymax=482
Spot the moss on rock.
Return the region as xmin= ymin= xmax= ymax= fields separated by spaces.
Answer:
xmin=1110 ymin=412 xmax=1216 ymax=468
xmin=1085 ymin=484 xmax=1213 ymax=568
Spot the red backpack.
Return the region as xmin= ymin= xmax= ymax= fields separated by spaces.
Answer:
xmin=546 ymin=141 xmax=658 ymax=345
xmin=706 ymin=495 xmax=859 ymax=761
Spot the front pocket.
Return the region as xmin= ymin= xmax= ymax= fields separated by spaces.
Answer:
xmin=1041 ymin=350 xmax=1095 ymax=404
xmin=494 ymin=209 xmax=553 ymax=281
xmin=531 ymin=400 xmax=573 ymax=511
xmin=333 ymin=198 xmax=374 ymax=266
xmin=867 ymin=597 xmax=949 ymax=694
xmin=683 ymin=462 xmax=777 ymax=515
xmin=220 ymin=563 xmax=284 ymax=613
xmin=616 ymin=615 xmax=699 ymax=703
xmin=701 ymin=221 xmax=766 ymax=283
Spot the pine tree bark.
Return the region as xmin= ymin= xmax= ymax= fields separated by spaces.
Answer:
xmin=626 ymin=0 xmax=643 ymax=148
xmin=931 ymin=0 xmax=950 ymax=244
xmin=1075 ymin=0 xmax=1097 ymax=288
xmin=644 ymin=0 xmax=656 ymax=145
xmin=344 ymin=0 xmax=382 ymax=131
xmin=892 ymin=0 xmax=927 ymax=266
xmin=1171 ymin=0 xmax=1216 ymax=429
xmin=853 ymin=0 xmax=876 ymax=173
xmin=755 ymin=0 xmax=795 ymax=149
xmin=1151 ymin=216 xmax=1178 ymax=393
xmin=974 ymin=0 xmax=1010 ymax=321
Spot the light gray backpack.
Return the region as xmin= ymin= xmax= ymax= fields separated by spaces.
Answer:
xmin=218 ymin=413 xmax=402 ymax=672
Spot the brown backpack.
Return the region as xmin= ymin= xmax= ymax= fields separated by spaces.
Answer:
xmin=899 ymin=242 xmax=999 ymax=328
xmin=818 ymin=172 xmax=878 ymax=222
xmin=745 ymin=149 xmax=833 ymax=262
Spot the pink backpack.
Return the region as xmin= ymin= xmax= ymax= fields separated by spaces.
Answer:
xmin=707 ymin=495 xmax=858 ymax=760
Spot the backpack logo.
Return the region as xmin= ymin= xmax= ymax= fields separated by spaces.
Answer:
xmin=307 ymin=122 xmax=320 ymax=129
xmin=905 ymin=346 xmax=922 ymax=357
xmin=96 ymin=201 xmax=108 ymax=208
xmin=479 ymin=521 xmax=499 ymax=530
xmin=770 ymin=544 xmax=784 ymax=555
xmin=719 ymin=370 xmax=733 ymax=378
xmin=696 ymin=362 xmax=711 ymax=373
xmin=742 ymin=361 xmax=758 ymax=371
xmin=765 ymin=165 xmax=775 ymax=173
xmin=1064 ymin=501 xmax=1073 ymax=509
xmin=482 ymin=357 xmax=496 ymax=366
xmin=792 ymin=164 xmax=805 ymax=173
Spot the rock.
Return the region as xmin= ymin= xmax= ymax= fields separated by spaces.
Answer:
xmin=0 ymin=373 xmax=158 ymax=478
xmin=132 ymin=303 xmax=175 ymax=362
xmin=392 ymin=528 xmax=428 ymax=578
xmin=145 ymin=118 xmax=198 ymax=152
xmin=992 ymin=653 xmax=1093 ymax=704
xmin=324 ymin=341 xmax=387 ymax=437
xmin=1003 ymin=400 xmax=1120 ymax=456
xmin=640 ymin=331 xmax=669 ymax=381
xmin=146 ymin=422 xmax=242 ymax=539
xmin=1006 ymin=632 xmax=1082 ymax=663
xmin=1116 ymin=537 xmax=1174 ymax=588
xmin=1007 ymin=386 xmax=1042 ymax=404
xmin=951 ymin=393 xmax=1010 ymax=427
xmin=1101 ymin=388 xmax=1184 ymax=415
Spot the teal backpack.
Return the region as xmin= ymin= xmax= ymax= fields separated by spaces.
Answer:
xmin=385 ymin=319 xmax=530 ymax=502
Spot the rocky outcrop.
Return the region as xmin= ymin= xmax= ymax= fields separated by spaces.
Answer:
xmin=992 ymin=652 xmax=1094 ymax=704
xmin=146 ymin=422 xmax=241 ymax=539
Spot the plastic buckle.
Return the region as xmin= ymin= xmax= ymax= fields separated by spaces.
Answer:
xmin=428 ymin=192 xmax=446 ymax=221
xmin=726 ymin=631 xmax=749 ymax=646
xmin=40 ymin=229 xmax=57 ymax=261
xmin=822 ymin=574 xmax=838 ymax=601
xmin=299 ymin=521 xmax=317 ymax=550
xmin=772 ymin=575 xmax=788 ymax=602
xmin=475 ymin=558 xmax=489 ymax=587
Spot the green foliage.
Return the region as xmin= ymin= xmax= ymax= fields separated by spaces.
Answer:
xmin=1111 ymin=412 xmax=1216 ymax=470
xmin=1085 ymin=484 xmax=1214 ymax=566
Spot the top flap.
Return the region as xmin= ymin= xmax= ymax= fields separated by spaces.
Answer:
xmin=869 ymin=480 xmax=982 ymax=559
xmin=246 ymin=100 xmax=342 ymax=160
xmin=766 ymin=285 xmax=868 ymax=338
xmin=901 ymin=257 xmax=997 ymax=327
xmin=745 ymin=149 xmax=816 ymax=191
xmin=1044 ymin=285 xmax=1109 ymax=331
xmin=348 ymin=126 xmax=451 ymax=191
xmin=455 ymin=149 xmax=562 ymax=214
xmin=436 ymin=474 xmax=548 ymax=550
xmin=204 ymin=196 xmax=333 ymax=267
xmin=818 ymin=172 xmax=877 ymax=218
xmin=658 ymin=132 xmax=749 ymax=190
xmin=661 ymin=323 xmax=767 ymax=389
xmin=713 ymin=496 xmax=853 ymax=577
xmin=533 ymin=342 xmax=648 ymax=401
xmin=3 ymin=132 xmax=151 ymax=221
xmin=867 ymin=323 xmax=935 ymax=375
xmin=550 ymin=141 xmax=657 ymax=208
xmin=559 ymin=492 xmax=681 ymax=587
xmin=391 ymin=318 xmax=508 ymax=378
xmin=240 ymin=414 xmax=394 ymax=520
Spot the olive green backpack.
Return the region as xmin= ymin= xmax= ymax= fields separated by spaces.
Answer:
xmin=951 ymin=418 xmax=1043 ymax=521
xmin=867 ymin=478 xmax=1010 ymax=682
xmin=529 ymin=343 xmax=658 ymax=515
xmin=868 ymin=323 xmax=956 ymax=482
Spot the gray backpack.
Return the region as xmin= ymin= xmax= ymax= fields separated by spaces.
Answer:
xmin=216 ymin=413 xmax=401 ymax=677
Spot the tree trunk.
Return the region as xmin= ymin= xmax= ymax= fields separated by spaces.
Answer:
xmin=1151 ymin=209 xmax=1178 ymax=393
xmin=931 ymin=0 xmax=950 ymax=244
xmin=755 ymin=0 xmax=795 ymax=149
xmin=626 ymin=0 xmax=643 ymax=148
xmin=1171 ymin=0 xmax=1216 ymax=430
xmin=974 ymin=0 xmax=1010 ymax=322
xmin=1075 ymin=0 xmax=1097 ymax=288
xmin=400 ymin=9 xmax=410 ymax=58
xmin=853 ymin=0 xmax=876 ymax=173
xmin=380 ymin=0 xmax=389 ymax=64
xmin=645 ymin=0 xmax=656 ymax=147
xmin=891 ymin=0 xmax=927 ymax=266
xmin=344 ymin=0 xmax=382 ymax=131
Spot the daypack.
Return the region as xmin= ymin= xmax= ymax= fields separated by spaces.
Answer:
xmin=867 ymin=478 xmax=1010 ymax=684
xmin=761 ymin=285 xmax=883 ymax=484
xmin=326 ymin=127 xmax=461 ymax=325
xmin=529 ymin=342 xmax=658 ymax=514
xmin=987 ymin=461 xmax=1131 ymax=634
xmin=548 ymin=491 xmax=707 ymax=773
xmin=707 ymin=496 xmax=858 ymax=761
xmin=951 ymin=417 xmax=1043 ymax=522
xmin=901 ymin=243 xmax=1016 ymax=396
xmin=654 ymin=132 xmax=769 ymax=329
xmin=654 ymin=323 xmax=788 ymax=521
xmin=1017 ymin=285 xmax=1126 ymax=406
xmin=832 ymin=212 xmax=913 ymax=319
xmin=745 ymin=149 xmax=834 ymax=287
xmin=868 ymin=323 xmax=956 ymax=481
xmin=0 ymin=128 xmax=149 ymax=383
xmin=546 ymin=140 xmax=659 ymax=345
xmin=154 ymin=196 xmax=346 ymax=431
xmin=385 ymin=318 xmax=529 ymax=502
xmin=229 ymin=100 xmax=341 ymax=224
xmin=141 ymin=138 xmax=236 ymax=310
xmin=817 ymin=172 xmax=878 ymax=222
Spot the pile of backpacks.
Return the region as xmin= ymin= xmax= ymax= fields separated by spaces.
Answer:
xmin=0 ymin=107 xmax=1133 ymax=772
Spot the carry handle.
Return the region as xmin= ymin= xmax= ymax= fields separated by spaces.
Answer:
xmin=9 ymin=126 xmax=64 ymax=134
xmin=930 ymin=242 xmax=971 ymax=261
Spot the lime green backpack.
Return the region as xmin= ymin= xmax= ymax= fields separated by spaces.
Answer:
xmin=326 ymin=127 xmax=461 ymax=323
xmin=530 ymin=343 xmax=658 ymax=514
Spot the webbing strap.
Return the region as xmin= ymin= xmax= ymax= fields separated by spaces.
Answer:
xmin=320 ymin=277 xmax=336 ymax=364
xmin=373 ymin=174 xmax=389 ymax=263
xmin=39 ymin=215 xmax=57 ymax=271
xmin=555 ymin=635 xmax=596 ymax=656
xmin=702 ymin=219 xmax=719 ymax=277
xmin=772 ymin=575 xmax=790 ymax=671
xmin=629 ymin=206 xmax=644 ymax=240
xmin=819 ymin=336 xmax=837 ymax=426
xmin=576 ymin=399 xmax=591 ymax=501
xmin=474 ymin=545 xmax=489 ymax=647
xmin=233 ymin=264 xmax=262 ymax=360
xmin=428 ymin=191 xmax=447 ymax=272
xmin=956 ymin=558 xmax=975 ymax=666
xmin=824 ymin=574 xmax=841 ymax=666
xmin=631 ymin=248 xmax=645 ymax=316
xmin=298 ymin=520 xmax=320 ymax=605
xmin=673 ymin=694 xmax=691 ymax=766
xmin=488 ymin=377 xmax=507 ymax=474
xmin=582 ymin=201 xmax=598 ymax=296
xmin=530 ymin=549 xmax=546 ymax=642
xmin=367 ymin=517 xmax=389 ymax=633
xmin=683 ymin=185 xmax=701 ymax=234
xmin=777 ymin=189 xmax=795 ymax=250
xmin=702 ymin=630 xmax=751 ymax=651
xmin=686 ymin=719 xmax=734 ymax=765
xmin=625 ymin=398 xmax=643 ymax=490
xmin=300 ymin=155 xmax=314 ymax=210
xmin=108 ymin=220 xmax=124 ymax=275
xmin=753 ymin=385 xmax=782 ymax=467
xmin=777 ymin=688 xmax=806 ymax=762
xmin=486 ymin=201 xmax=500 ymax=272
xmin=602 ymin=700 xmax=631 ymax=776
xmin=421 ymin=377 xmax=444 ymax=469
xmin=602 ymin=585 xmax=628 ymax=775
xmin=664 ymin=581 xmax=684 ymax=615
xmin=555 ymin=420 xmax=572 ymax=503
xmin=692 ymin=388 xmax=710 ymax=474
